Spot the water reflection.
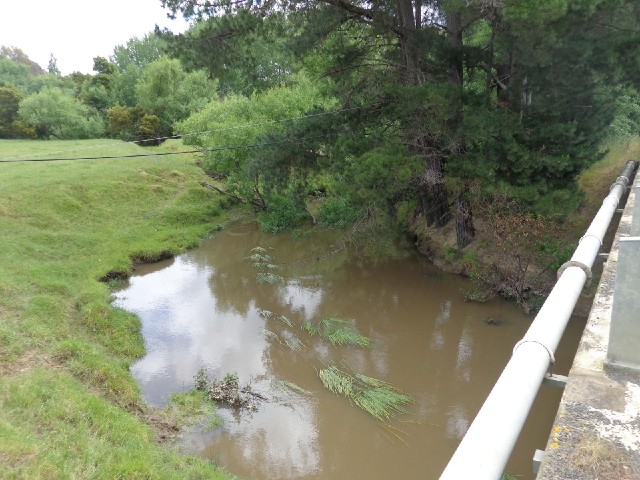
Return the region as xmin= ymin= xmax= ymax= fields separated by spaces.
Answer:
xmin=114 ymin=221 xmax=586 ymax=480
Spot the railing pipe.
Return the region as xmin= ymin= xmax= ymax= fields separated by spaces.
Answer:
xmin=440 ymin=160 xmax=637 ymax=480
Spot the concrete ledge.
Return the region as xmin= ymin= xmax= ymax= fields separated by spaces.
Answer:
xmin=537 ymin=175 xmax=640 ymax=479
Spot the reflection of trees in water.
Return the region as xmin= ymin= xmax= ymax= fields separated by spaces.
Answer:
xmin=203 ymin=221 xmax=349 ymax=317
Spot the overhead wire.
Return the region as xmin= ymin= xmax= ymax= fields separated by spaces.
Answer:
xmin=0 ymin=102 xmax=384 ymax=162
xmin=0 ymin=131 xmax=351 ymax=163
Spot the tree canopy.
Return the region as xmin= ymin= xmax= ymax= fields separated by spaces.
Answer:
xmin=162 ymin=0 xmax=640 ymax=244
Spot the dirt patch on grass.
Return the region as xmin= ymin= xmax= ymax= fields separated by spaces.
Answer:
xmin=0 ymin=352 xmax=62 ymax=377
xmin=142 ymin=408 xmax=182 ymax=443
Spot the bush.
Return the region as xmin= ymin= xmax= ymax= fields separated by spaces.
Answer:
xmin=317 ymin=196 xmax=362 ymax=228
xmin=258 ymin=194 xmax=308 ymax=233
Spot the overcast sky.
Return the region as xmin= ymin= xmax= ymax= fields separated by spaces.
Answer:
xmin=0 ymin=0 xmax=189 ymax=75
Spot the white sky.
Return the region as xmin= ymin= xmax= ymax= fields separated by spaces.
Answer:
xmin=0 ymin=0 xmax=190 ymax=75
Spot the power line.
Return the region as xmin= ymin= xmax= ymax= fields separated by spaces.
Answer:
xmin=0 ymin=132 xmax=347 ymax=163
xmin=0 ymin=102 xmax=383 ymax=162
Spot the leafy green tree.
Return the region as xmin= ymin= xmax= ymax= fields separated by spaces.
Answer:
xmin=159 ymin=10 xmax=294 ymax=95
xmin=27 ymin=73 xmax=76 ymax=95
xmin=111 ymin=33 xmax=166 ymax=71
xmin=178 ymin=74 xmax=333 ymax=204
xmin=106 ymin=105 xmax=151 ymax=141
xmin=609 ymin=88 xmax=640 ymax=139
xmin=137 ymin=113 xmax=161 ymax=142
xmin=0 ymin=46 xmax=44 ymax=75
xmin=0 ymin=58 xmax=30 ymax=90
xmin=18 ymin=87 xmax=104 ymax=139
xmin=136 ymin=57 xmax=217 ymax=136
xmin=0 ymin=85 xmax=23 ymax=138
xmin=92 ymin=56 xmax=119 ymax=90
xmin=79 ymin=81 xmax=112 ymax=113
xmin=110 ymin=65 xmax=143 ymax=107
xmin=109 ymin=34 xmax=167 ymax=107
xmin=166 ymin=0 xmax=640 ymax=244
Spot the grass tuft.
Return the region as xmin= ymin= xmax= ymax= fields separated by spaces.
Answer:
xmin=303 ymin=317 xmax=372 ymax=348
xmin=318 ymin=366 xmax=413 ymax=422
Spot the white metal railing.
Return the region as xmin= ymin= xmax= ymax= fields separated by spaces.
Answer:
xmin=440 ymin=160 xmax=638 ymax=480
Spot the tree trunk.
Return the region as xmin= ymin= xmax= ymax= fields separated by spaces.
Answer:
xmin=455 ymin=195 xmax=475 ymax=248
xmin=420 ymin=157 xmax=451 ymax=228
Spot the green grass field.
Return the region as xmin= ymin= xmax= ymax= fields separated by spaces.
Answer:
xmin=0 ymin=139 xmax=237 ymax=479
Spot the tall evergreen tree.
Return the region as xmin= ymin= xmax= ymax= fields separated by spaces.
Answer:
xmin=166 ymin=0 xmax=640 ymax=244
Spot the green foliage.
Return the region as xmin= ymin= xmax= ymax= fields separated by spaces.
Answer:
xmin=609 ymin=88 xmax=640 ymax=140
xmin=26 ymin=72 xmax=76 ymax=95
xmin=0 ymin=85 xmax=23 ymax=138
xmin=47 ymin=54 xmax=60 ymax=76
xmin=138 ymin=114 xmax=161 ymax=140
xmin=79 ymin=80 xmax=112 ymax=113
xmin=168 ymin=389 xmax=222 ymax=429
xmin=136 ymin=57 xmax=217 ymax=136
xmin=0 ymin=46 xmax=45 ymax=75
xmin=302 ymin=317 xmax=371 ymax=349
xmin=316 ymin=196 xmax=362 ymax=228
xmin=501 ymin=473 xmax=519 ymax=480
xmin=318 ymin=366 xmax=412 ymax=422
xmin=18 ymin=87 xmax=104 ymax=139
xmin=111 ymin=33 xmax=166 ymax=71
xmin=0 ymin=57 xmax=30 ymax=90
xmin=0 ymin=369 xmax=232 ymax=479
xmin=278 ymin=380 xmax=311 ymax=395
xmin=107 ymin=105 xmax=142 ymax=140
xmin=92 ymin=56 xmax=119 ymax=89
xmin=178 ymin=73 xmax=331 ymax=176
xmin=258 ymin=193 xmax=309 ymax=233
xmin=110 ymin=65 xmax=143 ymax=107
xmin=161 ymin=11 xmax=294 ymax=95
xmin=247 ymin=247 xmax=285 ymax=283
xmin=150 ymin=0 xmax=640 ymax=245
xmin=342 ymin=145 xmax=422 ymax=211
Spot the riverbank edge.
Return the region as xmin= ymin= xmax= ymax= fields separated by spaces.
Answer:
xmin=0 ymin=139 xmax=242 ymax=479
xmin=408 ymin=138 xmax=640 ymax=316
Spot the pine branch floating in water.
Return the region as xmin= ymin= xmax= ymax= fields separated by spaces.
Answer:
xmin=276 ymin=314 xmax=293 ymax=327
xmin=302 ymin=317 xmax=371 ymax=348
xmin=248 ymin=246 xmax=285 ymax=283
xmin=257 ymin=308 xmax=274 ymax=318
xmin=256 ymin=272 xmax=285 ymax=284
xmin=318 ymin=366 xmax=412 ymax=421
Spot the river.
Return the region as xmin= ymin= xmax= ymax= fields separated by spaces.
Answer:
xmin=113 ymin=220 xmax=586 ymax=480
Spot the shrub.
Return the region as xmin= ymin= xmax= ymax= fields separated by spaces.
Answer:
xmin=317 ymin=196 xmax=362 ymax=228
xmin=258 ymin=194 xmax=308 ymax=233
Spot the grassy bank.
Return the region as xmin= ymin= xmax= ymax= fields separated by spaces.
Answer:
xmin=0 ymin=139 xmax=237 ymax=479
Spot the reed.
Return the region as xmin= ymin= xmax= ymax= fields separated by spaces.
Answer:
xmin=318 ymin=366 xmax=412 ymax=421
xmin=303 ymin=317 xmax=371 ymax=348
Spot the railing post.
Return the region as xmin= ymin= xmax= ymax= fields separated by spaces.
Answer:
xmin=606 ymin=237 xmax=640 ymax=371
xmin=632 ymin=186 xmax=640 ymax=236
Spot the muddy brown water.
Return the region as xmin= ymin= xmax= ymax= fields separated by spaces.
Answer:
xmin=113 ymin=221 xmax=586 ymax=480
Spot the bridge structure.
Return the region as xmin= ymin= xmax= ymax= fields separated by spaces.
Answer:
xmin=440 ymin=161 xmax=640 ymax=479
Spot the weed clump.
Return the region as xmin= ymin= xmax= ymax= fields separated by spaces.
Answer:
xmin=194 ymin=369 xmax=266 ymax=409
xmin=303 ymin=317 xmax=371 ymax=348
xmin=318 ymin=366 xmax=412 ymax=422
